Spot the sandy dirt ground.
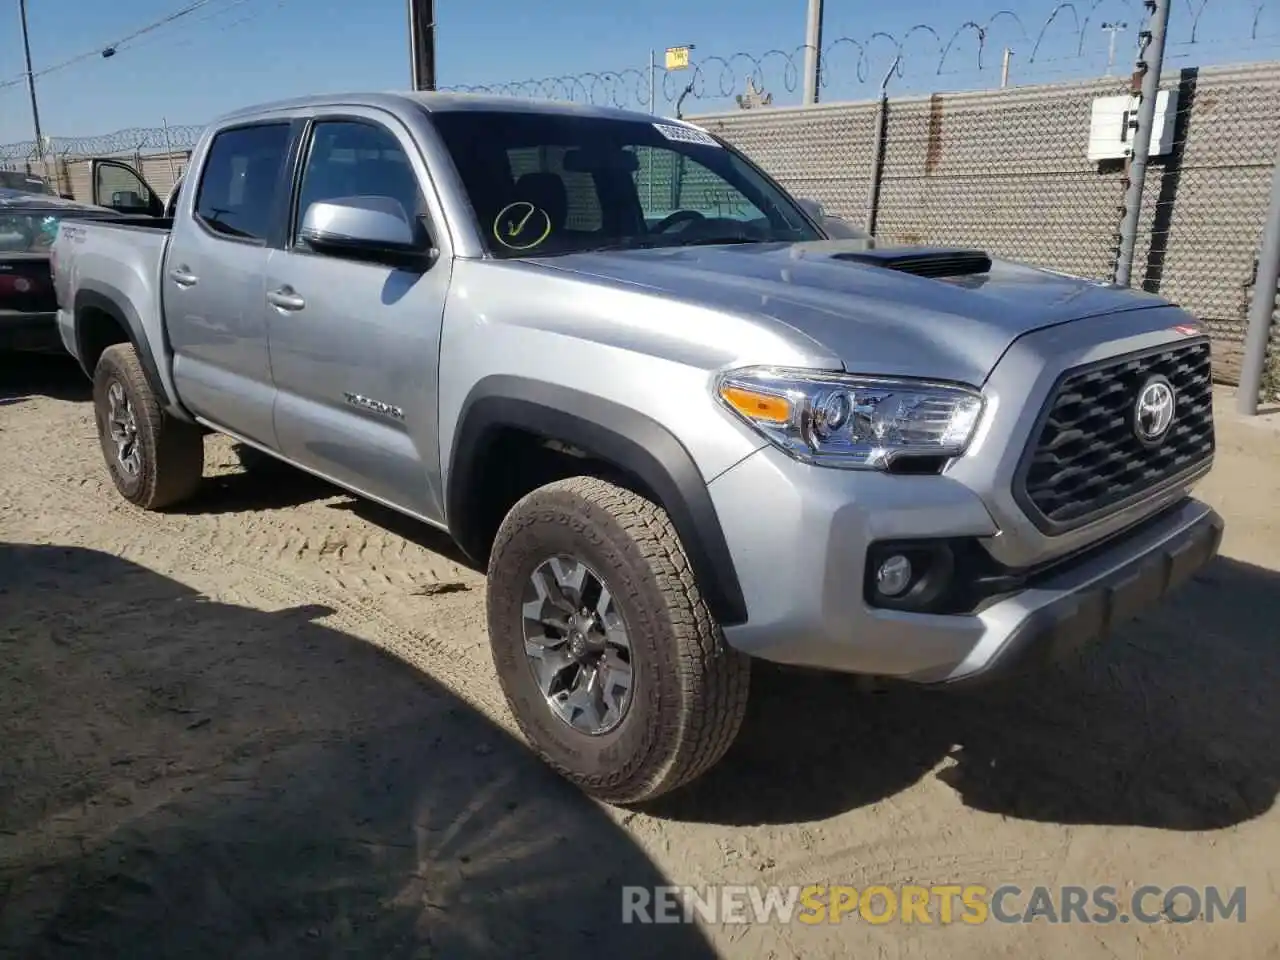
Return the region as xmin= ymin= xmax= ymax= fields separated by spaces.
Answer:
xmin=2 ymin=354 xmax=1280 ymax=959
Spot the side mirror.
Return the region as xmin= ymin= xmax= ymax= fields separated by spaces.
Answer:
xmin=299 ymin=197 xmax=430 ymax=262
xmin=796 ymin=197 xmax=825 ymax=220
xmin=821 ymin=215 xmax=875 ymax=247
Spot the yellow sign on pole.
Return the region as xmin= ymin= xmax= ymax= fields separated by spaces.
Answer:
xmin=665 ymin=46 xmax=692 ymax=71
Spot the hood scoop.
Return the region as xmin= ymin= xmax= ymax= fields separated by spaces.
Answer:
xmin=830 ymin=246 xmax=993 ymax=280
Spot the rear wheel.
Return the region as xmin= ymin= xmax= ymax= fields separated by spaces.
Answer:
xmin=486 ymin=476 xmax=750 ymax=804
xmin=92 ymin=343 xmax=204 ymax=510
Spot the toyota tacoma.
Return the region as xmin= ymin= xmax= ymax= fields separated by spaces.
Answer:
xmin=50 ymin=92 xmax=1222 ymax=803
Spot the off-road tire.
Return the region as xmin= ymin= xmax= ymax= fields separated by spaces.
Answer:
xmin=93 ymin=343 xmax=204 ymax=510
xmin=486 ymin=476 xmax=751 ymax=804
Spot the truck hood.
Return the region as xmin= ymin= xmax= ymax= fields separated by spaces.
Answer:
xmin=528 ymin=240 xmax=1168 ymax=384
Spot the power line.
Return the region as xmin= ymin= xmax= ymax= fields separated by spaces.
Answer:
xmin=115 ymin=0 xmax=287 ymax=54
xmin=0 ymin=0 xmax=250 ymax=91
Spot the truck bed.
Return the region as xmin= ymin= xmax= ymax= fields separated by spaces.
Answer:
xmin=52 ymin=216 xmax=174 ymax=375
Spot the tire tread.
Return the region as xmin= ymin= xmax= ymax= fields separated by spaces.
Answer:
xmin=94 ymin=343 xmax=203 ymax=510
xmin=489 ymin=475 xmax=750 ymax=804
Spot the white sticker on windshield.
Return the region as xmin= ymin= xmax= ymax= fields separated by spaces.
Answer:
xmin=652 ymin=122 xmax=720 ymax=147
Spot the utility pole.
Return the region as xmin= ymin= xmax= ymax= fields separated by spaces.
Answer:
xmin=1101 ymin=21 xmax=1128 ymax=77
xmin=647 ymin=49 xmax=656 ymax=208
xmin=1114 ymin=0 xmax=1171 ymax=288
xmin=1000 ymin=47 xmax=1013 ymax=88
xmin=802 ymin=0 xmax=823 ymax=105
xmin=407 ymin=0 xmax=436 ymax=91
xmin=18 ymin=0 xmax=45 ymax=161
xmin=649 ymin=48 xmax=656 ymax=115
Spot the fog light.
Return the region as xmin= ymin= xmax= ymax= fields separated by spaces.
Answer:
xmin=875 ymin=554 xmax=913 ymax=597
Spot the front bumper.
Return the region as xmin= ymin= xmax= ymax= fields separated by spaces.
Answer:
xmin=0 ymin=309 xmax=62 ymax=353
xmin=709 ymin=445 xmax=1222 ymax=684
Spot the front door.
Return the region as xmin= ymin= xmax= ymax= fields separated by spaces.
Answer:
xmin=91 ymin=159 xmax=163 ymax=217
xmin=265 ymin=112 xmax=453 ymax=522
xmin=162 ymin=121 xmax=296 ymax=446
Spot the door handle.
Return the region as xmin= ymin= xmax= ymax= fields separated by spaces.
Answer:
xmin=267 ymin=286 xmax=306 ymax=312
xmin=169 ymin=266 xmax=198 ymax=287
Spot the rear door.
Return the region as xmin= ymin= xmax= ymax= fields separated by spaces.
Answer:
xmin=265 ymin=110 xmax=454 ymax=521
xmin=162 ymin=121 xmax=298 ymax=446
xmin=91 ymin=160 xmax=164 ymax=217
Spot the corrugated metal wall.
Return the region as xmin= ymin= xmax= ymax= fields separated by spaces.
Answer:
xmin=691 ymin=62 xmax=1280 ymax=384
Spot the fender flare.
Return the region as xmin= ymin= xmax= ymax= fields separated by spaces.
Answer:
xmin=73 ymin=287 xmax=186 ymax=419
xmin=446 ymin=376 xmax=749 ymax=627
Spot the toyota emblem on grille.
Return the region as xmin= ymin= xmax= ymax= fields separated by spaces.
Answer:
xmin=1133 ymin=376 xmax=1177 ymax=444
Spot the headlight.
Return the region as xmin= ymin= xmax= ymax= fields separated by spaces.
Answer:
xmin=715 ymin=366 xmax=984 ymax=470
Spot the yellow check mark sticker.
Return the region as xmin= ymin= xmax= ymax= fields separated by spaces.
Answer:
xmin=507 ymin=204 xmax=535 ymax=237
xmin=493 ymin=201 xmax=553 ymax=251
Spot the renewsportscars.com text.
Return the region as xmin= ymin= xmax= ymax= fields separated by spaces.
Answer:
xmin=621 ymin=884 xmax=1247 ymax=926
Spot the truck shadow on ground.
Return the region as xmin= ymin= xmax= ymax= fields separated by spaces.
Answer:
xmin=176 ymin=457 xmax=1280 ymax=834
xmin=187 ymin=449 xmax=476 ymax=569
xmin=0 ymin=543 xmax=714 ymax=960
xmin=651 ymin=556 xmax=1280 ymax=832
xmin=0 ymin=353 xmax=91 ymax=405
xmin=176 ymin=444 xmax=343 ymax=514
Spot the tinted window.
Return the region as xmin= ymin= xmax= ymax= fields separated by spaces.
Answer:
xmin=294 ymin=119 xmax=424 ymax=246
xmin=0 ymin=212 xmax=82 ymax=253
xmin=194 ymin=123 xmax=291 ymax=242
xmin=429 ymin=110 xmax=820 ymax=259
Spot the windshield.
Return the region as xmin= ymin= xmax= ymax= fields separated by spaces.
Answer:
xmin=428 ymin=110 xmax=823 ymax=258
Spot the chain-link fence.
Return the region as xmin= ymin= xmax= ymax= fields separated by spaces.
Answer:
xmin=4 ymin=62 xmax=1279 ymax=394
xmin=692 ymin=61 xmax=1280 ymax=389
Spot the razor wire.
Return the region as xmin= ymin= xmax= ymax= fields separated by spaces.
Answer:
xmin=0 ymin=125 xmax=206 ymax=164
xmin=437 ymin=0 xmax=1280 ymax=111
xmin=2 ymin=0 xmax=1277 ymax=159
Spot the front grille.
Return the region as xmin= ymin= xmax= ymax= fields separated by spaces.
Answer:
xmin=1015 ymin=338 xmax=1214 ymax=534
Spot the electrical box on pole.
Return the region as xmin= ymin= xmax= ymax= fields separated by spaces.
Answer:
xmin=1088 ymin=90 xmax=1178 ymax=162
xmin=408 ymin=0 xmax=436 ymax=91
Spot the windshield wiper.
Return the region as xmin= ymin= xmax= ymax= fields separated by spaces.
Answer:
xmin=674 ymin=235 xmax=766 ymax=247
xmin=579 ymin=238 xmax=661 ymax=253
xmin=578 ymin=235 xmax=766 ymax=254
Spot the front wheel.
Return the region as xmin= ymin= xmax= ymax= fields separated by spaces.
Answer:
xmin=92 ymin=343 xmax=204 ymax=510
xmin=486 ymin=476 xmax=750 ymax=805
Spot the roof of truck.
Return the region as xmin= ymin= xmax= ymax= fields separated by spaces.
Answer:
xmin=211 ymin=90 xmax=669 ymax=127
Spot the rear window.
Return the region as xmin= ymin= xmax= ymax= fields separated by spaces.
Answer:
xmin=0 ymin=213 xmax=67 ymax=253
xmin=0 ymin=212 xmax=114 ymax=254
xmin=193 ymin=122 xmax=292 ymax=243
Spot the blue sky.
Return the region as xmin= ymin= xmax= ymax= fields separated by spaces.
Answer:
xmin=1 ymin=0 xmax=1277 ymax=147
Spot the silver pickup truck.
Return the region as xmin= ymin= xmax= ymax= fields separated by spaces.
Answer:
xmin=51 ymin=91 xmax=1223 ymax=804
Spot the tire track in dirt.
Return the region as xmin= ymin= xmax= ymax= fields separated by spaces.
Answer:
xmin=11 ymin=414 xmax=481 ymax=601
xmin=6 ymin=411 xmax=506 ymax=722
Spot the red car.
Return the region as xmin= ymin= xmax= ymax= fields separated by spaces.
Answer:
xmin=0 ymin=189 xmax=132 ymax=353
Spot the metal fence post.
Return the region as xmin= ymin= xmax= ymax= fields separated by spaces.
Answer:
xmin=802 ymin=0 xmax=823 ymax=106
xmin=1114 ymin=0 xmax=1171 ymax=288
xmin=865 ymin=56 xmax=899 ymax=237
xmin=1237 ymin=148 xmax=1280 ymax=415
